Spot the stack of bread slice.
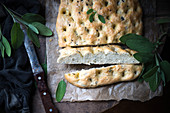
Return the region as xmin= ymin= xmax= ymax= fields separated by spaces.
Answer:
xmin=56 ymin=0 xmax=143 ymax=88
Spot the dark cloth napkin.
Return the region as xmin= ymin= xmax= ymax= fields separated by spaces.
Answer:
xmin=0 ymin=0 xmax=40 ymax=113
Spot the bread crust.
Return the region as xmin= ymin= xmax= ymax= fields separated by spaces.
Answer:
xmin=56 ymin=0 xmax=142 ymax=47
xmin=65 ymin=64 xmax=143 ymax=88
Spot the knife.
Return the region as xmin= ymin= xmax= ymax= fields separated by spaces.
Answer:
xmin=23 ymin=29 xmax=58 ymax=113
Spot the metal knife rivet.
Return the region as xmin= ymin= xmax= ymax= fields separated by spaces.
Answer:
xmin=49 ymin=108 xmax=53 ymax=112
xmin=38 ymin=76 xmax=41 ymax=80
xmin=43 ymin=92 xmax=47 ymax=96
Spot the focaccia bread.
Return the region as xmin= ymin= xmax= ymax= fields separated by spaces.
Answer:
xmin=56 ymin=0 xmax=142 ymax=47
xmin=65 ymin=64 xmax=143 ymax=88
xmin=57 ymin=45 xmax=139 ymax=64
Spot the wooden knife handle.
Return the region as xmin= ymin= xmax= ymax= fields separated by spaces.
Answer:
xmin=34 ymin=72 xmax=59 ymax=113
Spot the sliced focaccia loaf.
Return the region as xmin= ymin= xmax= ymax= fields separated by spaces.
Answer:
xmin=56 ymin=0 xmax=142 ymax=47
xmin=65 ymin=64 xmax=143 ymax=88
xmin=57 ymin=45 xmax=139 ymax=64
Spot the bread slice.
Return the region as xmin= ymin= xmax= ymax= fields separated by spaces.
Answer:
xmin=57 ymin=45 xmax=139 ymax=64
xmin=65 ymin=64 xmax=143 ymax=88
xmin=56 ymin=0 xmax=142 ymax=47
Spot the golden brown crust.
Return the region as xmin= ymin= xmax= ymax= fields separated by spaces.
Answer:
xmin=56 ymin=0 xmax=143 ymax=47
xmin=65 ymin=64 xmax=143 ymax=88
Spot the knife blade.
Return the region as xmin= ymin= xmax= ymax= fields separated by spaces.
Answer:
xmin=23 ymin=29 xmax=58 ymax=113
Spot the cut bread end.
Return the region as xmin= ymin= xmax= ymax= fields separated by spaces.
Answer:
xmin=57 ymin=45 xmax=139 ymax=65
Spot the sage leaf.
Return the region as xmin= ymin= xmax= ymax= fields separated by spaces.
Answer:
xmin=0 ymin=42 xmax=5 ymax=57
xmin=28 ymin=24 xmax=39 ymax=34
xmin=134 ymin=52 xmax=154 ymax=63
xmin=56 ymin=80 xmax=66 ymax=102
xmin=2 ymin=35 xmax=11 ymax=57
xmin=142 ymin=65 xmax=158 ymax=80
xmin=147 ymin=72 xmax=161 ymax=92
xmin=160 ymin=60 xmax=170 ymax=82
xmin=11 ymin=13 xmax=40 ymax=35
xmin=3 ymin=6 xmax=39 ymax=35
xmin=87 ymin=9 xmax=94 ymax=14
xmin=155 ymin=54 xmax=160 ymax=66
xmin=27 ymin=27 xmax=40 ymax=48
xmin=160 ymin=70 xmax=166 ymax=86
xmin=144 ymin=62 xmax=155 ymax=72
xmin=98 ymin=14 xmax=105 ymax=23
xmin=126 ymin=38 xmax=155 ymax=53
xmin=89 ymin=12 xmax=96 ymax=23
xmin=155 ymin=71 xmax=159 ymax=85
xmin=41 ymin=54 xmax=47 ymax=76
xmin=120 ymin=33 xmax=139 ymax=44
xmin=11 ymin=22 xmax=24 ymax=49
xmin=156 ymin=18 xmax=170 ymax=24
xmin=120 ymin=33 xmax=146 ymax=44
xmin=138 ymin=66 xmax=145 ymax=82
xmin=22 ymin=13 xmax=45 ymax=24
xmin=41 ymin=63 xmax=47 ymax=76
xmin=2 ymin=4 xmax=16 ymax=22
xmin=32 ymin=22 xmax=53 ymax=36
xmin=3 ymin=6 xmax=28 ymax=25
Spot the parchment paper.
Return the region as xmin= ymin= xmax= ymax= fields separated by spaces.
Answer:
xmin=45 ymin=0 xmax=163 ymax=103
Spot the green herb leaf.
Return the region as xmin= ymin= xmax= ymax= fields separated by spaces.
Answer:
xmin=56 ymin=80 xmax=66 ymax=102
xmin=120 ymin=33 xmax=137 ymax=44
xmin=3 ymin=5 xmax=28 ymax=25
xmin=144 ymin=62 xmax=155 ymax=72
xmin=27 ymin=27 xmax=40 ymax=48
xmin=160 ymin=60 xmax=170 ymax=82
xmin=87 ymin=9 xmax=94 ymax=14
xmin=155 ymin=71 xmax=159 ymax=85
xmin=147 ymin=72 xmax=161 ymax=92
xmin=32 ymin=22 xmax=53 ymax=36
xmin=134 ymin=52 xmax=154 ymax=63
xmin=138 ymin=66 xmax=145 ymax=82
xmin=7 ymin=11 xmax=39 ymax=35
xmin=126 ymin=38 xmax=155 ymax=53
xmin=22 ymin=13 xmax=45 ymax=24
xmin=155 ymin=54 xmax=160 ymax=66
xmin=0 ymin=42 xmax=5 ymax=57
xmin=2 ymin=35 xmax=11 ymax=57
xmin=142 ymin=65 xmax=158 ymax=80
xmin=120 ymin=33 xmax=146 ymax=44
xmin=89 ymin=12 xmax=96 ymax=23
xmin=41 ymin=54 xmax=47 ymax=76
xmin=2 ymin=4 xmax=16 ymax=22
xmin=28 ymin=24 xmax=39 ymax=34
xmin=98 ymin=14 xmax=105 ymax=23
xmin=156 ymin=17 xmax=170 ymax=24
xmin=160 ymin=70 xmax=166 ymax=86
xmin=11 ymin=22 xmax=24 ymax=49
xmin=41 ymin=63 xmax=47 ymax=76
xmin=87 ymin=9 xmax=105 ymax=23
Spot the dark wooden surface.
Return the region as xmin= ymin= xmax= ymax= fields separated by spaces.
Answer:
xmin=32 ymin=0 xmax=170 ymax=113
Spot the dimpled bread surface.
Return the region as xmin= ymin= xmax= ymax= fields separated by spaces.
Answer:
xmin=65 ymin=64 xmax=143 ymax=88
xmin=56 ymin=0 xmax=142 ymax=47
